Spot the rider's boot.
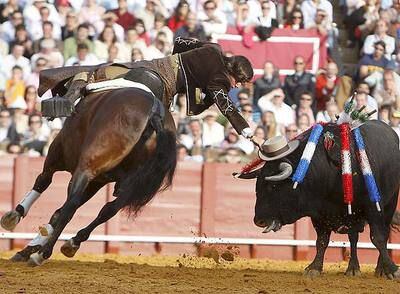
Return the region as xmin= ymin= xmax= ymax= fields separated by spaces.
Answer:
xmin=41 ymin=77 xmax=88 ymax=118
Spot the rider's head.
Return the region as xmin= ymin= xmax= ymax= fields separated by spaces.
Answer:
xmin=225 ymin=55 xmax=254 ymax=86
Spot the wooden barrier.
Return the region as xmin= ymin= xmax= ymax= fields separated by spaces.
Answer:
xmin=0 ymin=155 xmax=398 ymax=263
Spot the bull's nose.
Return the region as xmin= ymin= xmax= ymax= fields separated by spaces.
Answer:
xmin=254 ymin=217 xmax=266 ymax=228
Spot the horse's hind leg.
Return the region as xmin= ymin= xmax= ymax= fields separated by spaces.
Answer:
xmin=11 ymin=179 xmax=107 ymax=263
xmin=62 ymin=195 xmax=127 ymax=258
xmin=1 ymin=138 xmax=64 ymax=232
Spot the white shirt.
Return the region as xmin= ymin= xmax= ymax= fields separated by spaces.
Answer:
xmin=197 ymin=10 xmax=228 ymax=37
xmin=202 ymin=121 xmax=225 ymax=147
xmin=65 ymin=53 xmax=100 ymax=66
xmin=362 ymin=34 xmax=396 ymax=59
xmin=0 ymin=21 xmax=16 ymax=43
xmin=258 ymin=99 xmax=296 ymax=127
xmin=2 ymin=54 xmax=31 ymax=79
xmin=301 ymin=0 xmax=333 ymax=29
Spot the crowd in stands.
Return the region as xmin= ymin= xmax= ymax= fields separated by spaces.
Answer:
xmin=0 ymin=0 xmax=399 ymax=164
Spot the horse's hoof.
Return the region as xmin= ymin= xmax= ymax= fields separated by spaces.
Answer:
xmin=61 ymin=239 xmax=80 ymax=258
xmin=0 ymin=210 xmax=21 ymax=231
xmin=27 ymin=252 xmax=45 ymax=267
xmin=10 ymin=253 xmax=29 ymax=262
xmin=304 ymin=269 xmax=322 ymax=278
xmin=345 ymin=268 xmax=361 ymax=277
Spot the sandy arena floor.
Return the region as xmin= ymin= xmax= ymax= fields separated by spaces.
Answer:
xmin=0 ymin=249 xmax=399 ymax=294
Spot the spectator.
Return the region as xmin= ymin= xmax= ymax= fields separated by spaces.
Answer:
xmin=4 ymin=65 xmax=25 ymax=107
xmin=284 ymin=9 xmax=304 ymax=30
xmin=374 ymin=70 xmax=400 ymax=109
xmin=121 ymin=27 xmax=148 ymax=61
xmin=198 ymin=0 xmax=227 ymax=38
xmin=221 ymin=126 xmax=240 ymax=149
xmin=253 ymin=125 xmax=266 ymax=141
xmin=145 ymin=31 xmax=170 ymax=59
xmin=296 ymin=91 xmax=315 ymax=124
xmin=362 ymin=19 xmax=396 ymax=59
xmin=136 ymin=0 xmax=168 ymax=32
xmin=21 ymin=114 xmax=48 ymax=156
xmin=355 ymin=81 xmax=379 ymax=111
xmin=23 ymin=0 xmax=61 ymax=36
xmin=260 ymin=110 xmax=283 ymax=138
xmin=131 ymin=47 xmax=145 ymax=61
xmin=63 ymin=23 xmax=94 ymax=61
xmin=316 ymin=100 xmax=339 ymax=122
xmin=179 ymin=118 xmax=203 ymax=159
xmin=28 ymin=6 xmax=61 ymax=42
xmin=365 ymin=61 xmax=400 ymax=102
xmin=218 ymin=146 xmax=246 ymax=164
xmin=358 ymin=40 xmax=389 ymax=80
xmin=236 ymin=88 xmax=252 ymax=107
xmin=32 ymin=20 xmax=62 ymax=53
xmin=0 ymin=10 xmax=24 ymax=43
xmin=112 ymin=0 xmax=136 ymax=30
xmin=354 ymin=91 xmax=378 ymax=119
xmin=23 ymin=85 xmax=40 ymax=115
xmin=9 ymin=98 xmax=28 ymax=135
xmin=253 ymin=61 xmax=281 ymax=106
xmin=284 ymin=123 xmax=299 ymax=140
xmin=315 ymin=61 xmax=340 ymax=111
xmin=25 ymin=57 xmax=47 ymax=88
xmin=310 ymin=8 xmax=339 ymax=53
xmin=301 ymin=0 xmax=333 ymax=29
xmin=258 ymin=88 xmax=296 ymax=127
xmin=61 ymin=11 xmax=78 ymax=41
xmin=0 ymin=108 xmax=19 ymax=152
xmin=167 ymin=0 xmax=190 ymax=32
xmin=0 ymin=0 xmax=21 ymax=24
xmin=31 ymin=39 xmax=64 ymax=69
xmin=390 ymin=109 xmax=400 ymax=142
xmin=241 ymin=103 xmax=258 ymax=131
xmin=149 ymin=13 xmax=173 ymax=44
xmin=297 ymin=112 xmax=311 ymax=132
xmin=278 ymin=0 xmax=301 ymax=25
xmin=65 ymin=43 xmax=99 ymax=66
xmin=94 ymin=25 xmax=124 ymax=62
xmin=378 ymin=104 xmax=392 ymax=124
xmin=283 ymin=56 xmax=315 ymax=107
xmin=254 ymin=0 xmax=278 ymax=41
xmin=99 ymin=11 xmax=125 ymax=43
xmin=135 ymin=18 xmax=151 ymax=46
xmin=10 ymin=24 xmax=33 ymax=58
xmin=200 ymin=109 xmax=225 ymax=147
xmin=174 ymin=12 xmax=207 ymax=41
xmin=79 ymin=0 xmax=106 ymax=35
xmin=177 ymin=143 xmax=193 ymax=161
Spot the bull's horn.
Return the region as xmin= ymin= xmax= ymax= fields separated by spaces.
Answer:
xmin=264 ymin=162 xmax=293 ymax=181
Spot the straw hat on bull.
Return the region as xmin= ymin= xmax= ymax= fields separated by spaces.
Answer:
xmin=258 ymin=135 xmax=300 ymax=161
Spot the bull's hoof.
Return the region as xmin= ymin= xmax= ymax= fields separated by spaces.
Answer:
xmin=0 ymin=210 xmax=21 ymax=231
xmin=61 ymin=239 xmax=80 ymax=258
xmin=304 ymin=268 xmax=322 ymax=278
xmin=10 ymin=253 xmax=29 ymax=263
xmin=345 ymin=268 xmax=361 ymax=277
xmin=27 ymin=252 xmax=45 ymax=267
xmin=386 ymin=269 xmax=400 ymax=280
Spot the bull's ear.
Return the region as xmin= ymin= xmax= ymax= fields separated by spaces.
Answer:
xmin=323 ymin=130 xmax=341 ymax=166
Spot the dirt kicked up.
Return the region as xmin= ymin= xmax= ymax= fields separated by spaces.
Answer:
xmin=0 ymin=250 xmax=399 ymax=294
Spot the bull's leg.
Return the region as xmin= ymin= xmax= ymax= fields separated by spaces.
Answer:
xmin=1 ymin=139 xmax=64 ymax=231
xmin=367 ymin=201 xmax=399 ymax=279
xmin=345 ymin=231 xmax=361 ymax=276
xmin=371 ymin=195 xmax=399 ymax=279
xmin=11 ymin=179 xmax=106 ymax=263
xmin=305 ymin=220 xmax=331 ymax=277
xmin=61 ymin=196 xmax=126 ymax=258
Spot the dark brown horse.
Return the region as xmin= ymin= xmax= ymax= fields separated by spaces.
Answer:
xmin=1 ymin=85 xmax=177 ymax=266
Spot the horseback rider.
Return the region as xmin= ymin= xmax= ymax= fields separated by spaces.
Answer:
xmin=39 ymin=37 xmax=263 ymax=147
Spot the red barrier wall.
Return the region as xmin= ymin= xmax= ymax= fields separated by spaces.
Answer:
xmin=0 ymin=155 xmax=398 ymax=264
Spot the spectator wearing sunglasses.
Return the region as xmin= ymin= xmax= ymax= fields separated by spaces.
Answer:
xmin=284 ymin=9 xmax=304 ymax=30
xmin=283 ymin=56 xmax=315 ymax=108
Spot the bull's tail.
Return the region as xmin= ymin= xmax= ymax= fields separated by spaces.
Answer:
xmin=117 ymin=109 xmax=177 ymax=216
xmin=391 ymin=210 xmax=400 ymax=232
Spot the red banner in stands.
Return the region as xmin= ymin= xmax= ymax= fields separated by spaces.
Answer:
xmin=214 ymin=27 xmax=328 ymax=79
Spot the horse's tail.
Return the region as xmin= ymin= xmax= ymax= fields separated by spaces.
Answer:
xmin=118 ymin=105 xmax=177 ymax=216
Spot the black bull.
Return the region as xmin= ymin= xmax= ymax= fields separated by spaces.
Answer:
xmin=251 ymin=121 xmax=400 ymax=278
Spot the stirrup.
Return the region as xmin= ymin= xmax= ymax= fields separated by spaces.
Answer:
xmin=41 ymin=95 xmax=75 ymax=118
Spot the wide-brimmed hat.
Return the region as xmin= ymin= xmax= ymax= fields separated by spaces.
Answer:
xmin=258 ymin=135 xmax=300 ymax=161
